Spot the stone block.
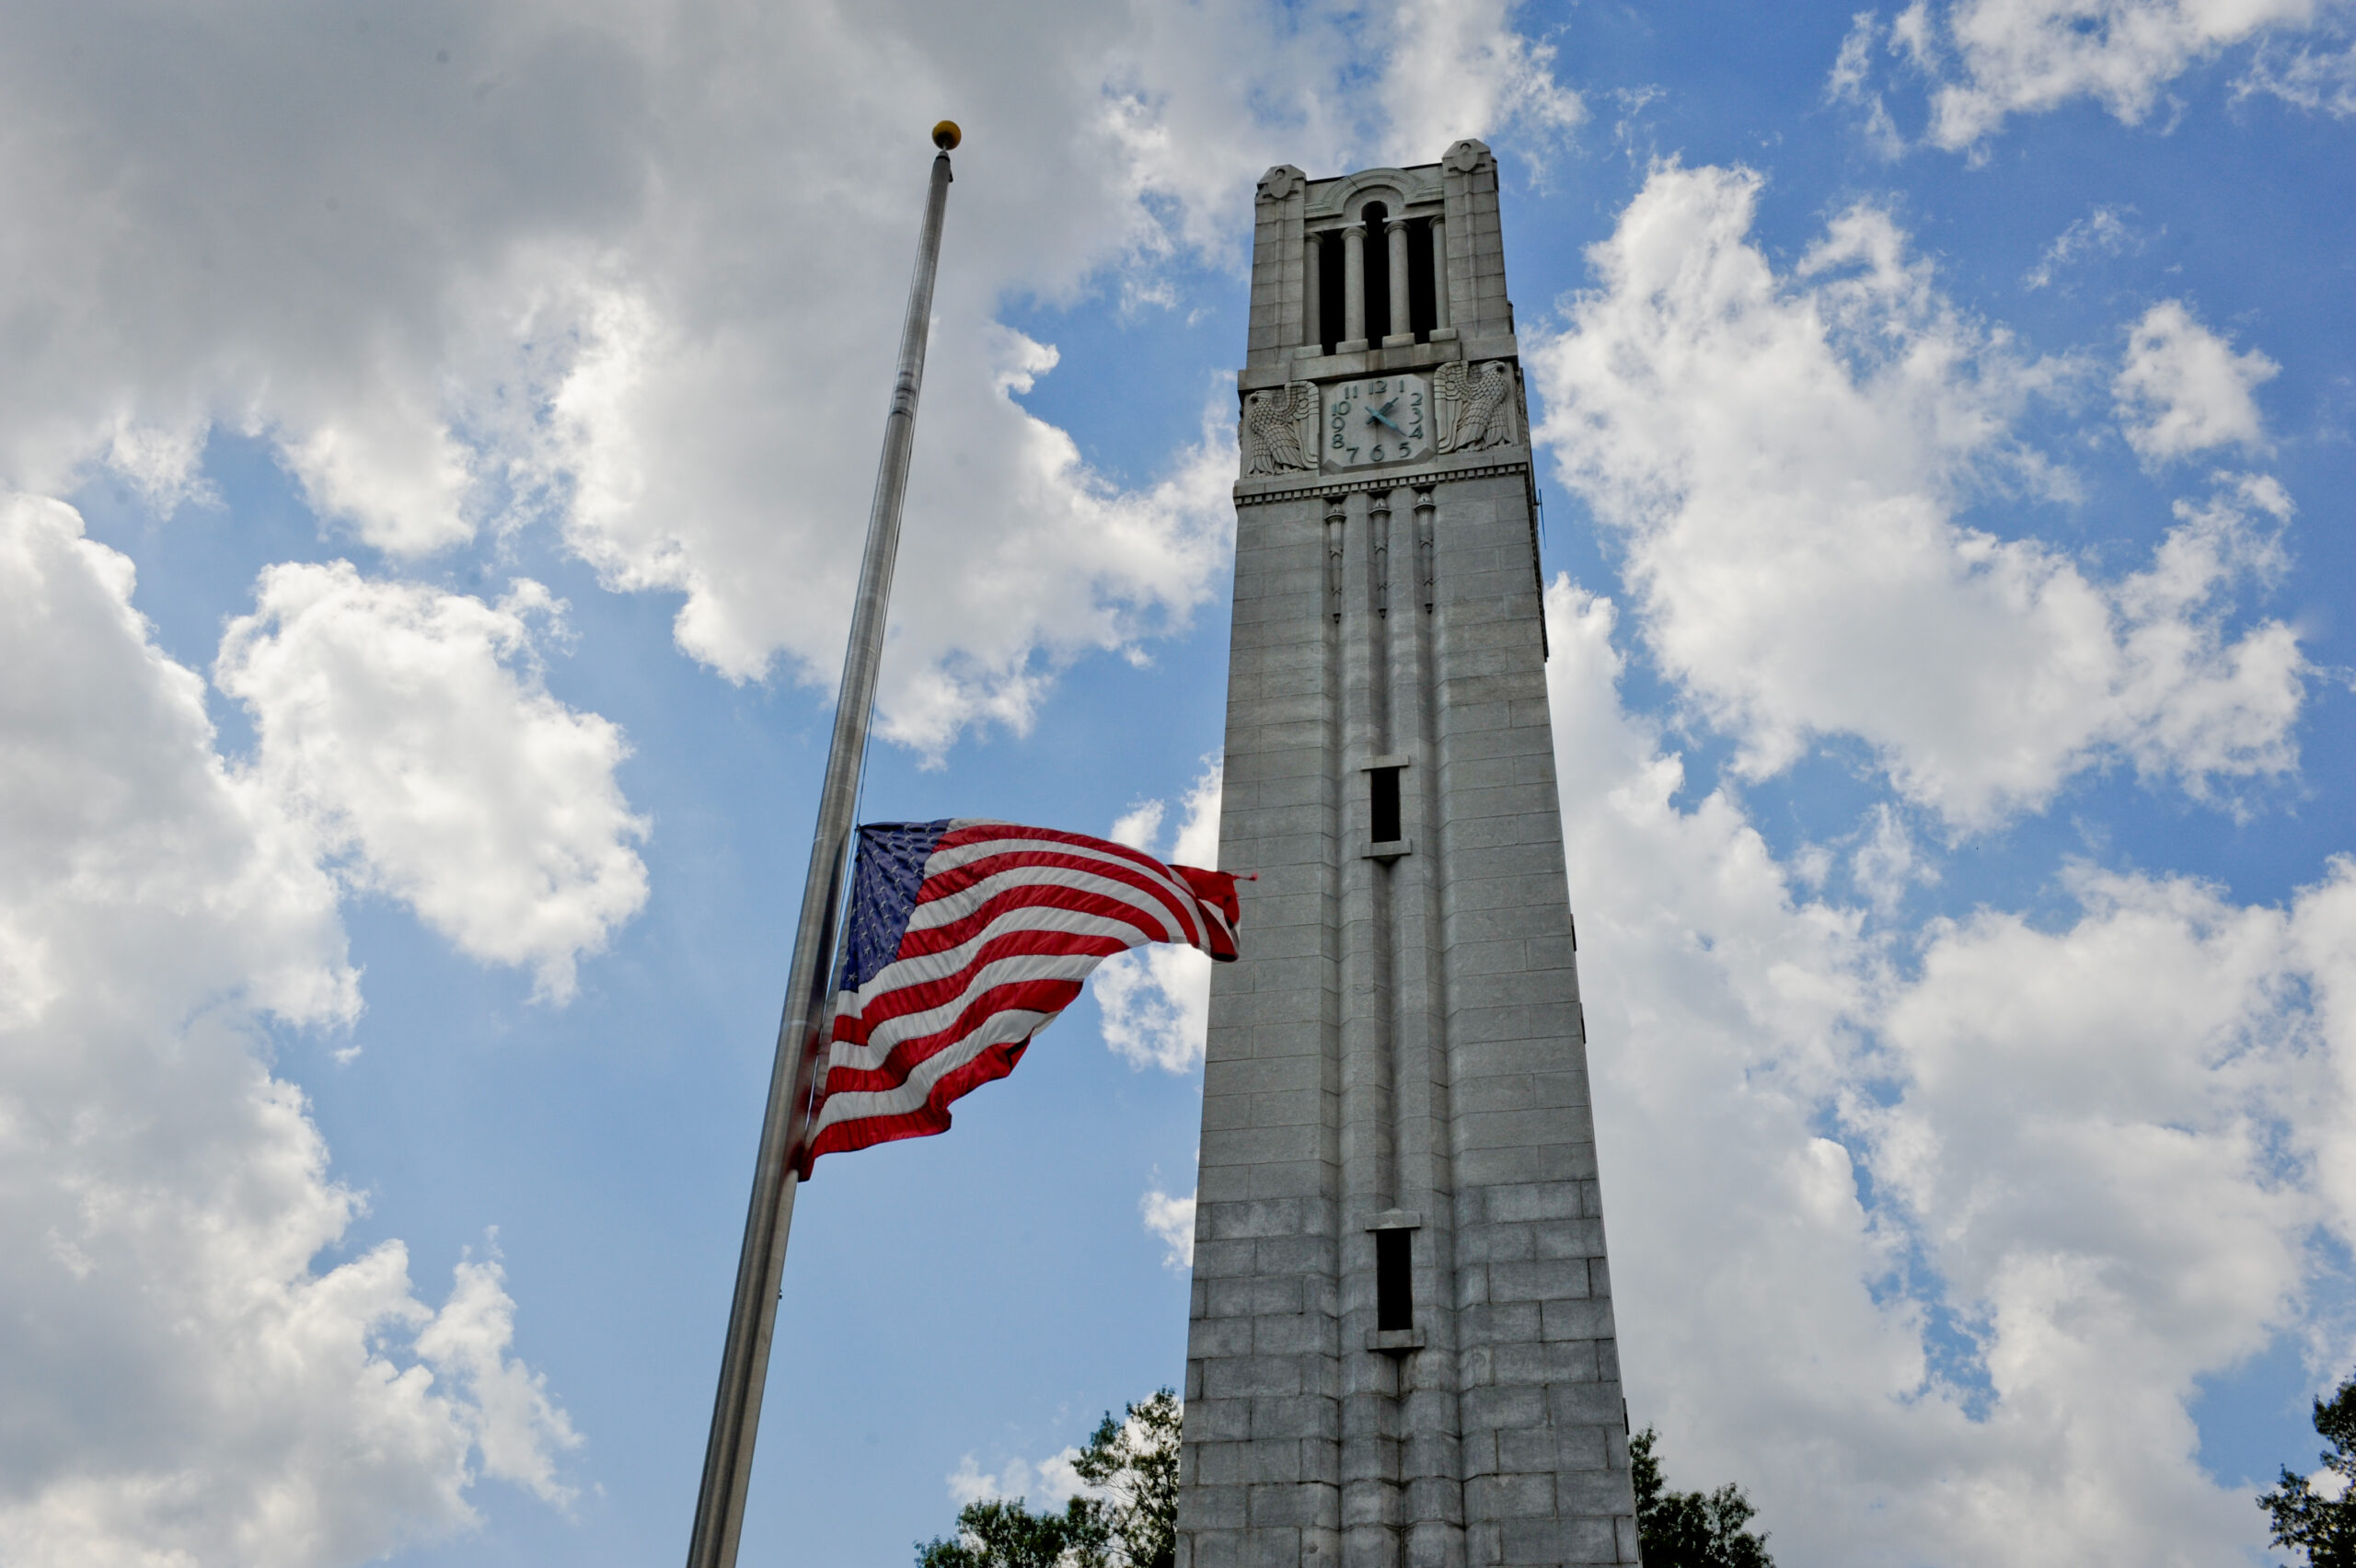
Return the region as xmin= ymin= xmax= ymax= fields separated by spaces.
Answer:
xmin=1254 ymin=1311 xmax=1330 ymax=1356
xmin=1496 ymin=1426 xmax=1558 ymax=1475
xmin=1493 ymin=1340 xmax=1598 ymax=1385
xmin=1458 ymin=1142 xmax=1594 ymax=1188
xmin=1539 ymin=1297 xmax=1615 ymax=1343
xmin=1206 ymin=1274 xmax=1303 ymax=1318
xmin=1247 ymin=1442 xmax=1306 ymax=1484
xmin=1488 ymin=1259 xmax=1588 ymax=1303
xmin=1466 ymin=1470 xmax=1554 ymax=1519
xmin=1533 ymin=1216 xmax=1607 ymax=1261
xmin=1554 ymin=1469 xmax=1634 ymax=1516
xmin=1191 ymin=1485 xmax=1253 ymax=1533
xmin=1193 ymin=1397 xmax=1254 ymax=1442
xmin=1187 ymin=1526 xmax=1242 ymax=1568
xmin=1458 ymin=1300 xmax=1542 ymax=1345
xmin=1191 ymin=1316 xmax=1255 ymax=1359
xmin=1195 ymin=1238 xmax=1258 ymax=1279
xmin=1557 ymin=1516 xmax=1625 ymax=1565
xmin=1252 ymin=1394 xmax=1338 ymax=1441
xmin=1460 ymin=1384 xmax=1548 ymax=1432
xmin=1252 ymin=1159 xmax=1334 ymax=1200
xmin=1206 ymin=1355 xmax=1307 ymax=1400
xmin=1240 ymin=1528 xmax=1302 ymax=1568
xmin=1544 ymin=1381 xmax=1624 ymax=1429
xmin=1196 ymin=1441 xmax=1249 ymax=1485
xmin=1486 ymin=1182 xmax=1580 ymax=1223
xmin=1554 ymin=1423 xmax=1607 ymax=1472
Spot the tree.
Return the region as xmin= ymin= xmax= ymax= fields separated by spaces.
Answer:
xmin=918 ymin=1498 xmax=1111 ymax=1568
xmin=2260 ymin=1374 xmax=2356 ymax=1567
xmin=1073 ymin=1389 xmax=1182 ymax=1568
xmin=918 ymin=1389 xmax=1182 ymax=1568
xmin=1630 ymin=1426 xmax=1775 ymax=1568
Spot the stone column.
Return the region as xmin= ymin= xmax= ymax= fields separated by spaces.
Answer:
xmin=1390 ymin=482 xmax=1466 ymax=1568
xmin=1340 ymin=487 xmax=1400 ymax=1568
xmin=1383 ymin=219 xmax=1415 ymax=347
xmin=1341 ymin=223 xmax=1369 ymax=352
xmin=1305 ymin=231 xmax=1324 ymax=352
xmin=1428 ymin=219 xmax=1452 ymax=338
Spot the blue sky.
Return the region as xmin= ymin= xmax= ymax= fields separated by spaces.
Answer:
xmin=6 ymin=2 xmax=2356 ymax=1565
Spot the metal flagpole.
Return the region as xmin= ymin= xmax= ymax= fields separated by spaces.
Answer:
xmin=686 ymin=121 xmax=961 ymax=1568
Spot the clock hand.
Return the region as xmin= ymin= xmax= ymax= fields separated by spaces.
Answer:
xmin=1366 ymin=398 xmax=1408 ymax=436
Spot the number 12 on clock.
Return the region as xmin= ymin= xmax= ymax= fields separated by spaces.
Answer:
xmin=1321 ymin=375 xmax=1433 ymax=471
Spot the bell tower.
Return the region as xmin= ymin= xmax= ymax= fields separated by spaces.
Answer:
xmin=1177 ymin=142 xmax=1640 ymax=1568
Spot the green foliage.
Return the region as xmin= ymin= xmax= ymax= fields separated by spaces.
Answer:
xmin=1629 ymin=1427 xmax=1774 ymax=1568
xmin=918 ymin=1497 xmax=1108 ymax=1568
xmin=918 ymin=1389 xmax=1182 ymax=1568
xmin=2260 ymin=1374 xmax=2356 ymax=1567
xmin=1073 ymin=1389 xmax=1182 ymax=1568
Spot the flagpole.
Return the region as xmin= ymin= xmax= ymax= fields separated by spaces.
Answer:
xmin=686 ymin=121 xmax=961 ymax=1568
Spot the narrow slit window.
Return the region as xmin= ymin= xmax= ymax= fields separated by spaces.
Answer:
xmin=1406 ymin=217 xmax=1437 ymax=341
xmin=1319 ymin=234 xmax=1345 ymax=352
xmin=1370 ymin=767 xmax=1402 ymax=844
xmin=1366 ymin=757 xmax=1394 ymax=837
xmin=1376 ymin=1228 xmax=1414 ymax=1332
xmin=1361 ymin=202 xmax=1392 ymax=340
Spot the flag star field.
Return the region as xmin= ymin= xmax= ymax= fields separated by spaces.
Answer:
xmin=3 ymin=3 xmax=2354 ymax=1565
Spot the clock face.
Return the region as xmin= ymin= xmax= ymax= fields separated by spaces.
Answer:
xmin=1322 ymin=375 xmax=1433 ymax=470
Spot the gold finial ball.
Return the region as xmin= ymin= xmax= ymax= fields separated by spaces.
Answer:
xmin=932 ymin=120 xmax=961 ymax=151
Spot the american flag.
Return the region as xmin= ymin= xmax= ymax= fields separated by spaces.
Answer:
xmin=796 ymin=819 xmax=1240 ymax=1173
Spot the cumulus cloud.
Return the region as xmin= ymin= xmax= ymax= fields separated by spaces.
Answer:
xmin=1830 ymin=0 xmax=2328 ymax=148
xmin=1140 ymin=1183 xmax=1198 ymax=1270
xmin=1527 ymin=162 xmax=2307 ymax=828
xmin=0 ymin=0 xmax=1579 ymax=759
xmin=0 ymin=497 xmax=574 ymax=1566
xmin=1094 ymin=758 xmax=1223 ymax=1074
xmin=1374 ymin=0 xmax=1587 ymax=167
xmin=946 ymin=1447 xmax=1091 ymax=1510
xmin=2114 ymin=299 xmax=2281 ymax=463
xmin=1544 ymin=575 xmax=2356 ymax=1566
xmin=214 ymin=562 xmax=649 ymax=1002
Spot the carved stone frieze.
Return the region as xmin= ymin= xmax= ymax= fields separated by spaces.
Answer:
xmin=1256 ymin=165 xmax=1307 ymax=202
xmin=1241 ymin=382 xmax=1320 ymax=476
xmin=1441 ymin=137 xmax=1492 ymax=175
xmin=1433 ymin=359 xmax=1518 ymax=453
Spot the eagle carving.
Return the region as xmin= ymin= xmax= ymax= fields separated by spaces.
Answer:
xmin=1435 ymin=360 xmax=1516 ymax=454
xmin=1242 ymin=383 xmax=1319 ymax=476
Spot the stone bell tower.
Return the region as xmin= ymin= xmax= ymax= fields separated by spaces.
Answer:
xmin=1175 ymin=142 xmax=1640 ymax=1568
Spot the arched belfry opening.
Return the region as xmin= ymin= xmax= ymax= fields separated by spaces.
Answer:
xmin=1206 ymin=142 xmax=1641 ymax=1568
xmin=1360 ymin=201 xmax=1393 ymax=345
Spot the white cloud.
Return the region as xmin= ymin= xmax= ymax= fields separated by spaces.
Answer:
xmin=2236 ymin=34 xmax=2356 ymax=111
xmin=1527 ymin=162 xmax=2307 ymax=828
xmin=1894 ymin=0 xmax=2325 ymax=148
xmin=1140 ymin=1184 xmax=1198 ymax=1270
xmin=1373 ymin=0 xmax=1586 ymax=168
xmin=2115 ymin=299 xmax=2281 ymax=463
xmin=2023 ymin=204 xmax=2142 ymax=290
xmin=1542 ymin=574 xmax=2356 ymax=1566
xmin=1827 ymin=11 xmax=1912 ymax=158
xmin=0 ymin=496 xmax=574 ymax=1566
xmin=946 ymin=1446 xmax=1091 ymax=1510
xmin=214 ymin=562 xmax=650 ymax=1003
xmin=0 ymin=0 xmax=1577 ymax=761
xmin=413 ymin=1251 xmax=584 ymax=1504
xmin=1851 ymin=801 xmax=1938 ymax=914
xmin=1109 ymin=798 xmax=1168 ymax=853
xmin=1091 ymin=758 xmax=1223 ymax=1074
